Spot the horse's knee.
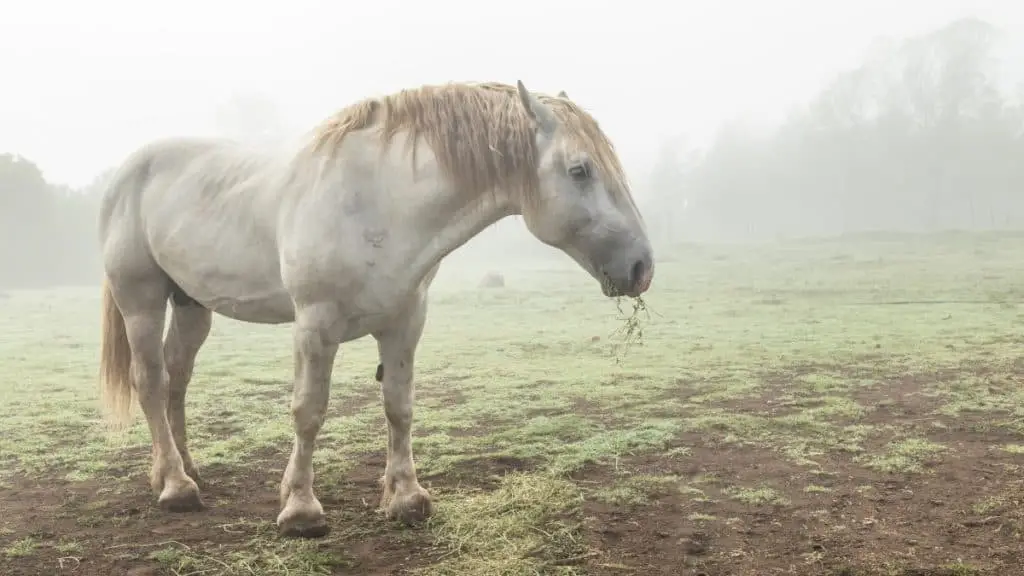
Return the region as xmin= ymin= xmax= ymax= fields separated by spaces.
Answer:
xmin=290 ymin=397 xmax=327 ymax=438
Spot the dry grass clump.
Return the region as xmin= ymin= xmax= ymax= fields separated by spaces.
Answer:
xmin=421 ymin=472 xmax=586 ymax=575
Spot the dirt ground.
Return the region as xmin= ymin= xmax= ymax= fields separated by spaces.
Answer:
xmin=581 ymin=377 xmax=1024 ymax=576
xmin=2 ymin=377 xmax=1022 ymax=576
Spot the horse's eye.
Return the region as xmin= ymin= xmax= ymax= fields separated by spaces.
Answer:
xmin=568 ymin=163 xmax=591 ymax=182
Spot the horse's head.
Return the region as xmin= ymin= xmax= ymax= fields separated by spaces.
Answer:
xmin=515 ymin=80 xmax=653 ymax=298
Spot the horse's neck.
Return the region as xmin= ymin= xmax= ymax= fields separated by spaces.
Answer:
xmin=286 ymin=141 xmax=518 ymax=291
xmin=397 ymin=188 xmax=516 ymax=287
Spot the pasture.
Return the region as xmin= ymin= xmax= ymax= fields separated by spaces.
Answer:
xmin=1 ymin=232 xmax=1023 ymax=576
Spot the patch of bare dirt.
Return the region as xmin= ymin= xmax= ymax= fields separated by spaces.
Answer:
xmin=579 ymin=376 xmax=1024 ymax=576
xmin=0 ymin=448 xmax=440 ymax=576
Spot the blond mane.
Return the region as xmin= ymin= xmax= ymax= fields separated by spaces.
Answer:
xmin=305 ymin=82 xmax=629 ymax=204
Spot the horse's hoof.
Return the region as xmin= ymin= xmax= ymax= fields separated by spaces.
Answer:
xmin=279 ymin=520 xmax=330 ymax=539
xmin=158 ymin=485 xmax=204 ymax=513
xmin=277 ymin=497 xmax=330 ymax=539
xmin=385 ymin=487 xmax=433 ymax=525
xmin=278 ymin=515 xmax=330 ymax=538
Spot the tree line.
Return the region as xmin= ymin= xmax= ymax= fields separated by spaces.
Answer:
xmin=0 ymin=93 xmax=286 ymax=290
xmin=642 ymin=17 xmax=1024 ymax=244
xmin=0 ymin=156 xmax=108 ymax=288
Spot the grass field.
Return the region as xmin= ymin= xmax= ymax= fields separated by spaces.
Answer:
xmin=1 ymin=232 xmax=1023 ymax=576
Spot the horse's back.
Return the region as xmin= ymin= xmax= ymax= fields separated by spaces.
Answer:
xmin=100 ymin=137 xmax=296 ymax=324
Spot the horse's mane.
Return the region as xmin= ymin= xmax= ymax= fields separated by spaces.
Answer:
xmin=304 ymin=81 xmax=628 ymax=204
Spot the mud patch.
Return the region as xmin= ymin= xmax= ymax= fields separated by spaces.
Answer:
xmin=580 ymin=380 xmax=1024 ymax=576
xmin=0 ymin=450 xmax=442 ymax=576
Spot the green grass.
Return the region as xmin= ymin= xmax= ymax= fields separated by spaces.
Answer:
xmin=3 ymin=537 xmax=38 ymax=558
xmin=593 ymin=473 xmax=681 ymax=506
xmin=861 ymin=438 xmax=948 ymax=474
xmin=2 ymin=231 xmax=1024 ymax=574
xmin=723 ymin=485 xmax=790 ymax=507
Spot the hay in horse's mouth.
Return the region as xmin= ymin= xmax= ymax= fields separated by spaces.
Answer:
xmin=610 ymin=294 xmax=650 ymax=362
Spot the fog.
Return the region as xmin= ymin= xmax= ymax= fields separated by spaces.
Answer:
xmin=3 ymin=0 xmax=1024 ymax=288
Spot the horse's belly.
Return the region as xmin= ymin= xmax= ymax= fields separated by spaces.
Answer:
xmin=166 ymin=261 xmax=295 ymax=324
xmin=184 ymin=287 xmax=295 ymax=323
xmin=200 ymin=293 xmax=295 ymax=324
xmin=148 ymin=228 xmax=295 ymax=324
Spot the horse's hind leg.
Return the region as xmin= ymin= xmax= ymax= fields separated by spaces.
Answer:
xmin=164 ymin=292 xmax=212 ymax=485
xmin=109 ymin=275 xmax=204 ymax=512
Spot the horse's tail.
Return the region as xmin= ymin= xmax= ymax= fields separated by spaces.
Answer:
xmin=99 ymin=279 xmax=135 ymax=430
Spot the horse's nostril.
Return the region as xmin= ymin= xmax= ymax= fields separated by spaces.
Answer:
xmin=630 ymin=259 xmax=646 ymax=287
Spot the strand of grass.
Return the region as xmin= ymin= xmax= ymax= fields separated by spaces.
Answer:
xmin=610 ymin=296 xmax=651 ymax=363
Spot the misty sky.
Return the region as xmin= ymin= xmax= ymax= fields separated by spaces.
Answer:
xmin=3 ymin=0 xmax=1024 ymax=188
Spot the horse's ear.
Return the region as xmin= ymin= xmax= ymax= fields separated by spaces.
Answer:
xmin=516 ymin=80 xmax=558 ymax=135
xmin=557 ymin=90 xmax=569 ymax=99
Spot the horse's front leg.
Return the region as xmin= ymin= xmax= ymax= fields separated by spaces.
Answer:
xmin=276 ymin=305 xmax=339 ymax=538
xmin=374 ymin=297 xmax=432 ymax=524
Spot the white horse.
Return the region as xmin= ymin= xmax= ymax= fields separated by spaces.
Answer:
xmin=97 ymin=80 xmax=654 ymax=538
